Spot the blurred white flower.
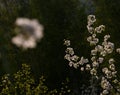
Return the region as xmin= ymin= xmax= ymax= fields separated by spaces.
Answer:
xmin=12 ymin=18 xmax=44 ymax=49
xmin=12 ymin=34 xmax=36 ymax=49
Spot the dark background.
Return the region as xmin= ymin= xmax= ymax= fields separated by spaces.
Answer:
xmin=0 ymin=0 xmax=120 ymax=94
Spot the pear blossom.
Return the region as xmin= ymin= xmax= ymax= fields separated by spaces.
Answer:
xmin=90 ymin=68 xmax=97 ymax=75
xmin=80 ymin=67 xmax=84 ymax=71
xmin=64 ymin=15 xmax=120 ymax=94
xmin=116 ymin=48 xmax=120 ymax=54
xmin=95 ymin=25 xmax=105 ymax=33
xmin=71 ymin=55 xmax=79 ymax=62
xmin=91 ymin=49 xmax=97 ymax=55
xmin=91 ymin=56 xmax=96 ymax=62
xmin=64 ymin=54 xmax=71 ymax=61
xmin=97 ymin=57 xmax=104 ymax=63
xmin=87 ymin=15 xmax=96 ymax=25
xmin=86 ymin=64 xmax=91 ymax=70
xmin=65 ymin=47 xmax=74 ymax=55
xmin=92 ymin=61 xmax=99 ymax=68
xmin=109 ymin=58 xmax=115 ymax=64
xmin=64 ymin=39 xmax=70 ymax=46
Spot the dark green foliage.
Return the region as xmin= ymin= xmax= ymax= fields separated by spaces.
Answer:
xmin=0 ymin=64 xmax=71 ymax=95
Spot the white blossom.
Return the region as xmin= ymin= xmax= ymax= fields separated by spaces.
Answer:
xmin=92 ymin=34 xmax=96 ymax=38
xmin=69 ymin=61 xmax=73 ymax=67
xmin=111 ymin=71 xmax=117 ymax=77
xmin=104 ymin=42 xmax=114 ymax=53
xmin=87 ymin=15 xmax=96 ymax=24
xmin=93 ymin=38 xmax=99 ymax=44
xmin=102 ymin=41 xmax=108 ymax=46
xmin=91 ymin=49 xmax=97 ymax=55
xmin=109 ymin=58 xmax=115 ymax=64
xmin=104 ymin=35 xmax=110 ymax=41
xmin=80 ymin=67 xmax=84 ymax=71
xmin=101 ymin=77 xmax=112 ymax=91
xmin=95 ymin=45 xmax=104 ymax=52
xmin=90 ymin=68 xmax=97 ymax=75
xmin=95 ymin=25 xmax=105 ymax=33
xmin=87 ymin=36 xmax=92 ymax=42
xmin=91 ymin=56 xmax=96 ymax=62
xmin=15 ymin=18 xmax=43 ymax=40
xmin=100 ymin=50 xmax=107 ymax=56
xmin=116 ymin=48 xmax=120 ymax=54
xmin=71 ymin=55 xmax=79 ymax=62
xmin=109 ymin=64 xmax=115 ymax=71
xmin=97 ymin=57 xmax=104 ymax=63
xmin=64 ymin=54 xmax=71 ymax=61
xmin=64 ymin=40 xmax=71 ymax=46
xmin=87 ymin=26 xmax=94 ymax=34
xmin=90 ymin=41 xmax=97 ymax=46
xmin=102 ymin=90 xmax=109 ymax=95
xmin=102 ymin=67 xmax=108 ymax=73
xmin=12 ymin=18 xmax=44 ymax=49
xmin=106 ymin=70 xmax=112 ymax=79
xmin=73 ymin=63 xmax=78 ymax=69
xmin=12 ymin=34 xmax=36 ymax=49
xmin=92 ymin=61 xmax=99 ymax=68
xmin=86 ymin=64 xmax=91 ymax=70
xmin=78 ymin=57 xmax=89 ymax=65
xmin=65 ymin=47 xmax=74 ymax=55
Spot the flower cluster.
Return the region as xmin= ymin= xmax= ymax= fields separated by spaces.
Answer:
xmin=64 ymin=40 xmax=89 ymax=70
xmin=0 ymin=64 xmax=70 ymax=95
xmin=12 ymin=18 xmax=44 ymax=49
xmin=64 ymin=15 xmax=120 ymax=95
xmin=101 ymin=77 xmax=113 ymax=95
